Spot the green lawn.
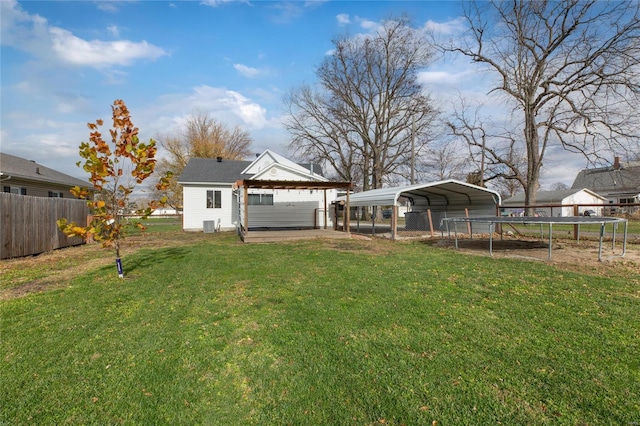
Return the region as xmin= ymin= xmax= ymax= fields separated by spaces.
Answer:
xmin=1 ymin=231 xmax=639 ymax=425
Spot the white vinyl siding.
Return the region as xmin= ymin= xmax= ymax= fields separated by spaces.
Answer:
xmin=182 ymin=185 xmax=237 ymax=231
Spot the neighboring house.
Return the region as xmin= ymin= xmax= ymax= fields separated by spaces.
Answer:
xmin=178 ymin=149 xmax=333 ymax=232
xmin=150 ymin=207 xmax=181 ymax=216
xmin=0 ymin=152 xmax=87 ymax=198
xmin=571 ymin=157 xmax=640 ymax=207
xmin=503 ymin=188 xmax=607 ymax=217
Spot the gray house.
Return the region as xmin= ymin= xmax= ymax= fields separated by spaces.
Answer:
xmin=1 ymin=152 xmax=87 ymax=198
xmin=571 ymin=157 xmax=640 ymax=206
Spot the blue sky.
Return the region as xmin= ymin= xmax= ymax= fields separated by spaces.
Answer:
xmin=0 ymin=0 xmax=586 ymax=189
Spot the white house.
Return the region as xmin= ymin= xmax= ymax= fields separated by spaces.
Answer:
xmin=178 ymin=150 xmax=336 ymax=232
xmin=502 ymin=188 xmax=607 ymax=217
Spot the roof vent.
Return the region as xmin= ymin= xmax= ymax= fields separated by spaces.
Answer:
xmin=216 ymin=157 xmax=222 ymax=162
xmin=36 ymin=167 xmax=41 ymax=174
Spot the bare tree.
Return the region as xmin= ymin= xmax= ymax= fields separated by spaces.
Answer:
xmin=184 ymin=112 xmax=253 ymax=160
xmin=285 ymin=16 xmax=438 ymax=191
xmin=419 ymin=139 xmax=470 ymax=182
xmin=448 ymin=0 xmax=640 ymax=211
xmin=153 ymin=111 xmax=253 ymax=208
xmin=446 ymin=100 xmax=528 ymax=195
xmin=550 ymin=182 xmax=569 ymax=191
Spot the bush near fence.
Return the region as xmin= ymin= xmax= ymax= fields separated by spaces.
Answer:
xmin=1 ymin=192 xmax=88 ymax=259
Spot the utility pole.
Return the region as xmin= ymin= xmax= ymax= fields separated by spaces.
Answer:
xmin=411 ymin=116 xmax=415 ymax=185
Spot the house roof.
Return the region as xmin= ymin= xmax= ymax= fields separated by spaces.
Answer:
xmin=0 ymin=152 xmax=87 ymax=188
xmin=337 ymin=179 xmax=501 ymax=208
xmin=178 ymin=158 xmax=253 ymax=184
xmin=571 ymin=161 xmax=640 ymax=196
xmin=503 ymin=188 xmax=607 ymax=205
xmin=178 ymin=150 xmax=327 ymax=185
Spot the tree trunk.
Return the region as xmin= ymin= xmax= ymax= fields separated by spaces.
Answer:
xmin=524 ymin=108 xmax=540 ymax=216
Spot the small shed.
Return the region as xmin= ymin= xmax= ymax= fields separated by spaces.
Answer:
xmin=338 ymin=179 xmax=501 ymax=238
xmin=502 ymin=188 xmax=607 ymax=217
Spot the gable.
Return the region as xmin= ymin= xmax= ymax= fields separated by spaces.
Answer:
xmin=242 ymin=149 xmax=315 ymax=176
xmin=251 ymin=163 xmax=328 ymax=182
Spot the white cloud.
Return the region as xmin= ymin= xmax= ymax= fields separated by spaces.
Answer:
xmin=1 ymin=0 xmax=50 ymax=52
xmin=233 ymin=63 xmax=266 ymax=78
xmin=50 ymin=27 xmax=167 ymax=67
xmin=0 ymin=0 xmax=168 ymax=69
xmin=107 ymin=25 xmax=120 ymax=38
xmin=149 ymin=85 xmax=271 ymax=132
xmin=200 ymin=0 xmax=250 ymax=7
xmin=95 ymin=2 xmax=119 ymax=13
xmin=336 ymin=13 xmax=350 ymax=25
xmin=424 ymin=17 xmax=466 ymax=36
xmin=418 ymin=71 xmax=460 ymax=85
xmin=357 ymin=18 xmax=379 ymax=31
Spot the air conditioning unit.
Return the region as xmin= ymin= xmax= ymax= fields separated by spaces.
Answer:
xmin=203 ymin=220 xmax=218 ymax=233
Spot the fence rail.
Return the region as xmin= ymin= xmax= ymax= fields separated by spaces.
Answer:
xmin=499 ymin=202 xmax=640 ymax=217
xmin=1 ymin=193 xmax=88 ymax=259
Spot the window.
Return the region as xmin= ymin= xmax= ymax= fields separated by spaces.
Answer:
xmin=248 ymin=193 xmax=274 ymax=206
xmin=206 ymin=190 xmax=222 ymax=208
xmin=4 ymin=186 xmax=26 ymax=195
xmin=48 ymin=191 xmax=64 ymax=198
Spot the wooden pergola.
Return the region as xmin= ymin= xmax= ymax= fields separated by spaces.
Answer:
xmin=234 ymin=179 xmax=353 ymax=242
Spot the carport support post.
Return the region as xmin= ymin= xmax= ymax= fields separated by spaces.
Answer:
xmin=427 ymin=209 xmax=434 ymax=237
xmin=323 ymin=189 xmax=328 ymax=229
xmin=243 ymin=185 xmax=249 ymax=238
xmin=548 ymin=223 xmax=553 ymax=260
xmin=573 ymin=205 xmax=579 ymax=240
xmin=391 ymin=205 xmax=398 ymax=241
xmin=345 ymin=189 xmax=350 ymax=233
xmin=465 ymin=208 xmax=471 ymax=236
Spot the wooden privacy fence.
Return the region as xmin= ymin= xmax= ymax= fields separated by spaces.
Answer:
xmin=1 ymin=193 xmax=88 ymax=259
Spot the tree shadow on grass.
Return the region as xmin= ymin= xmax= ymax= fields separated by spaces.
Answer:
xmin=124 ymin=247 xmax=191 ymax=275
xmin=92 ymin=247 xmax=192 ymax=278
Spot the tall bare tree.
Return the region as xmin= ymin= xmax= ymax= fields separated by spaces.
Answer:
xmin=446 ymin=100 xmax=528 ymax=195
xmin=285 ymin=17 xmax=438 ymax=191
xmin=154 ymin=111 xmax=253 ymax=208
xmin=448 ymin=0 xmax=640 ymax=211
xmin=419 ymin=139 xmax=470 ymax=182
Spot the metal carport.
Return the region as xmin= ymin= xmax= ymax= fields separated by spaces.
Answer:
xmin=337 ymin=179 xmax=501 ymax=239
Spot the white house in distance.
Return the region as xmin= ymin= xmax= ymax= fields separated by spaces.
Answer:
xmin=503 ymin=188 xmax=607 ymax=217
xmin=178 ymin=149 xmax=336 ymax=232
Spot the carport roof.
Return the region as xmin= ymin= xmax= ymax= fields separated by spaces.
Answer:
xmin=338 ymin=179 xmax=501 ymax=207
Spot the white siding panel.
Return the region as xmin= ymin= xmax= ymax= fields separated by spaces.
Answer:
xmin=260 ymin=165 xmax=313 ymax=181
xmin=182 ymin=185 xmax=237 ymax=231
xmin=563 ymin=190 xmax=605 ymax=216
